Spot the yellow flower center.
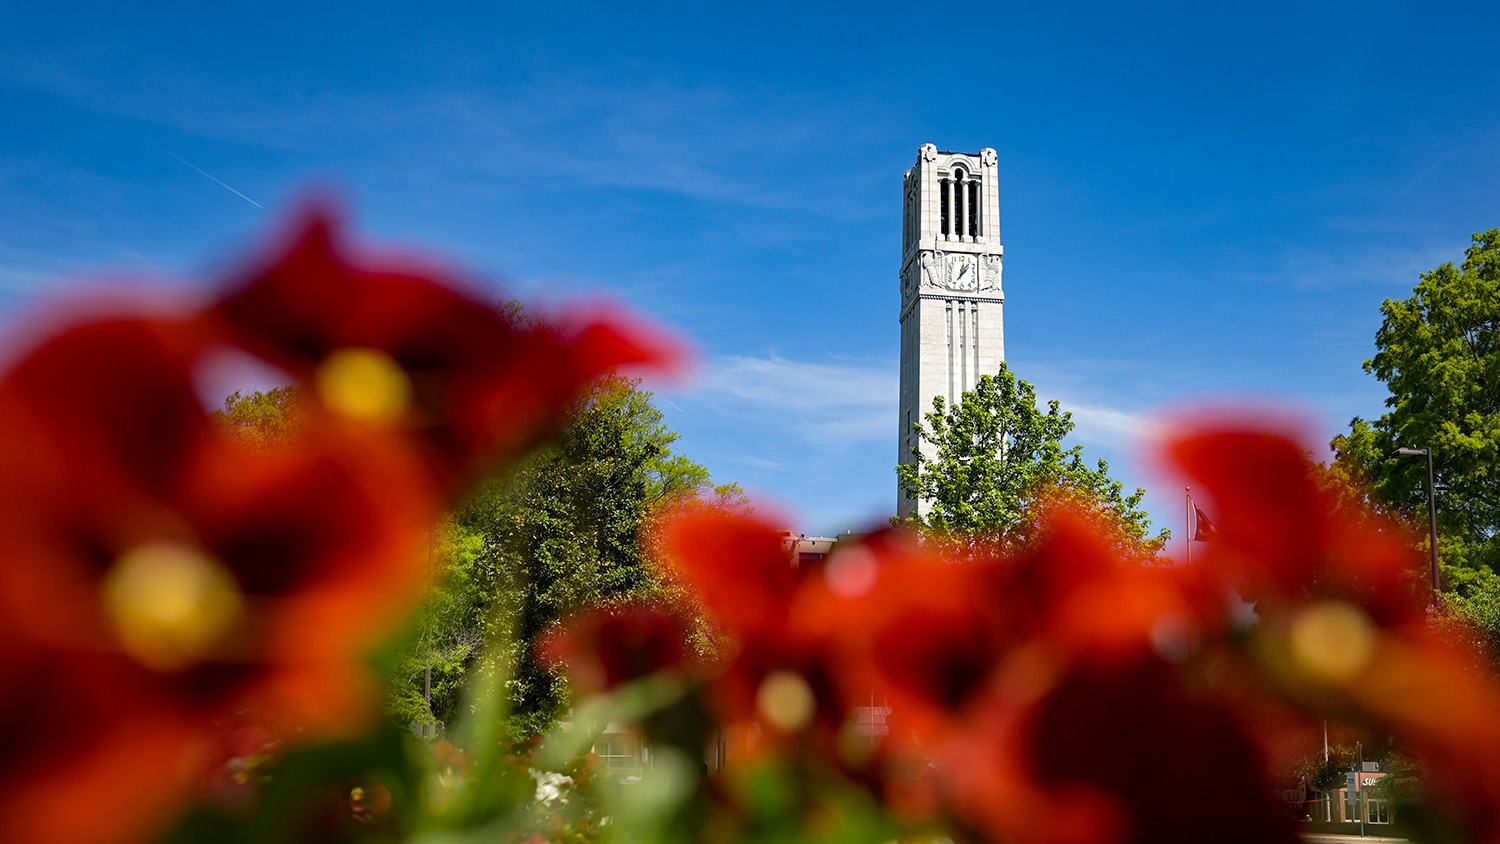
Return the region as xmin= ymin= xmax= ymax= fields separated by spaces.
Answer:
xmin=102 ymin=543 xmax=245 ymax=671
xmin=317 ymin=348 xmax=411 ymax=425
xmin=1289 ymin=600 xmax=1376 ymax=684
xmin=756 ymin=670 xmax=815 ymax=732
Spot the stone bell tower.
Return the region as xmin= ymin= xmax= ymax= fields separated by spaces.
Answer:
xmin=898 ymin=144 xmax=1005 ymax=519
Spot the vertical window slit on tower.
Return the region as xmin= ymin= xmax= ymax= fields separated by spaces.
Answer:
xmin=959 ymin=300 xmax=968 ymax=392
xmin=945 ymin=299 xmax=954 ymax=403
xmin=969 ymin=180 xmax=980 ymax=237
xmin=939 ymin=179 xmax=950 ymax=236
xmin=972 ymin=302 xmax=980 ymax=381
xmin=954 ymin=174 xmax=961 ymax=236
xmin=954 ymin=170 xmax=967 ymax=241
xmin=907 ymin=185 xmax=918 ymax=252
xmin=957 ymin=174 xmax=963 ymax=238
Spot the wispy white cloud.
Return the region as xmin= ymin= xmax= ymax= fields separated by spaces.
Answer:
xmin=0 ymin=45 xmax=899 ymax=275
xmin=989 ymin=356 xmax=1172 ymax=465
xmin=705 ymin=354 xmax=894 ymax=407
xmin=1057 ymin=399 xmax=1163 ymax=450
xmin=0 ymin=47 xmax=884 ymax=206
xmin=425 ymin=77 xmax=893 ymax=217
xmin=685 ymin=353 xmax=896 ymax=450
xmin=720 ymin=454 xmax=797 ymax=472
xmin=685 ymin=352 xmax=1158 ymax=460
xmin=0 ymin=263 xmax=52 ymax=296
xmin=1226 ymin=239 xmax=1460 ymax=292
xmin=0 ymin=50 xmax=362 ymax=150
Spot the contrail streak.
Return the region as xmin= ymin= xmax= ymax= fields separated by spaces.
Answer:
xmin=168 ymin=152 xmax=263 ymax=208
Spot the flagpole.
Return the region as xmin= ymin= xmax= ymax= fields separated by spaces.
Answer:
xmin=1185 ymin=487 xmax=1191 ymax=567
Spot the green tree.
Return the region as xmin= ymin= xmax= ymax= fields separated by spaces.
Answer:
xmin=418 ymin=377 xmax=737 ymax=735
xmin=1431 ymin=564 xmax=1500 ymax=677
xmin=385 ymin=519 xmax=494 ymax=734
xmin=1331 ymin=229 xmax=1500 ymax=576
xmin=213 ymin=385 xmax=305 ymax=449
xmin=895 ymin=363 xmax=1168 ymax=560
xmin=212 ymin=378 xmax=732 ymax=736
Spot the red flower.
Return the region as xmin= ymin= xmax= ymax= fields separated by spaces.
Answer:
xmin=1165 ymin=424 xmax=1422 ymax=624
xmin=539 ymin=603 xmax=697 ymax=695
xmin=902 ymin=506 xmax=1299 ymax=844
xmin=1162 ymin=420 xmax=1500 ymax=839
xmin=658 ymin=508 xmax=800 ymax=641
xmin=802 ymin=507 xmax=1212 ymax=747
xmin=942 ymin=653 xmax=1299 ymax=844
xmin=0 ymin=317 xmax=434 ymax=844
xmin=553 ymin=417 xmax=1500 ymax=842
xmin=788 ymin=532 xmax=1016 ymax=742
xmin=210 ymin=210 xmax=679 ymax=496
xmin=0 ymin=208 xmax=684 ymax=844
xmin=0 ymin=645 xmax=212 ymax=844
xmin=656 ymin=510 xmax=848 ymax=743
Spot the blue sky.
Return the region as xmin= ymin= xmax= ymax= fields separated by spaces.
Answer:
xmin=3 ymin=2 xmax=1498 ymax=552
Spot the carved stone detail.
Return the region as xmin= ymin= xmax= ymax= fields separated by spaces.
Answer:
xmin=919 ymin=251 xmax=941 ymax=289
xmin=981 ymin=148 xmax=997 ymax=167
xmin=913 ymin=250 xmax=999 ymax=295
xmin=920 ymin=143 xmax=938 ymax=162
xmin=980 ymin=254 xmax=1002 ymax=291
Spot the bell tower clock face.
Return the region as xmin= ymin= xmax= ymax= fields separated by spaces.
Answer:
xmin=949 ymin=255 xmax=975 ymax=290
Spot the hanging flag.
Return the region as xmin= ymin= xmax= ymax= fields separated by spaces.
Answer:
xmin=1192 ymin=504 xmax=1216 ymax=542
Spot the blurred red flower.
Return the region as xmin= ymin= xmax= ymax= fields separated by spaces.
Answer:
xmin=811 ymin=505 xmax=1299 ymax=844
xmin=0 ymin=209 xmax=680 ymax=844
xmin=656 ymin=510 xmax=850 ymax=744
xmin=789 ymin=533 xmax=1013 ymax=743
xmin=0 ymin=318 xmax=435 ymax=844
xmin=211 ymin=210 xmax=679 ymax=497
xmin=1167 ymin=426 xmax=1422 ymax=624
xmin=538 ymin=603 xmax=697 ymax=695
xmin=1165 ymin=420 xmax=1500 ymax=841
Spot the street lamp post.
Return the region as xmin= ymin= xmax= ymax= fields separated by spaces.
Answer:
xmin=1394 ymin=446 xmax=1439 ymax=604
xmin=1356 ymin=741 xmax=1366 ymax=838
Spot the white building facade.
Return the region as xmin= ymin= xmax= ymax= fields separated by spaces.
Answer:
xmin=897 ymin=144 xmax=1006 ymax=519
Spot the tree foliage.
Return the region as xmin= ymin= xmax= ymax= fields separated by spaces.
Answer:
xmin=465 ymin=378 xmax=726 ymax=732
xmin=213 ymin=377 xmax=734 ymax=737
xmin=400 ymin=378 xmax=741 ymax=736
xmin=1433 ymin=563 xmax=1500 ymax=676
xmin=1332 ymin=229 xmax=1500 ymax=576
xmin=212 ymin=386 xmax=305 ymax=450
xmin=895 ymin=363 xmax=1167 ymax=560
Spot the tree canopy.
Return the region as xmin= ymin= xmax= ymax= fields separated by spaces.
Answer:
xmin=1331 ymin=230 xmax=1500 ymax=665
xmin=213 ymin=385 xmax=305 ymax=450
xmin=1331 ymin=229 xmax=1500 ymax=575
xmin=896 ymin=363 xmax=1168 ymax=560
xmin=461 ymin=378 xmax=734 ymax=731
xmin=213 ymin=376 xmax=735 ymax=736
xmin=393 ymin=377 xmax=741 ymax=735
